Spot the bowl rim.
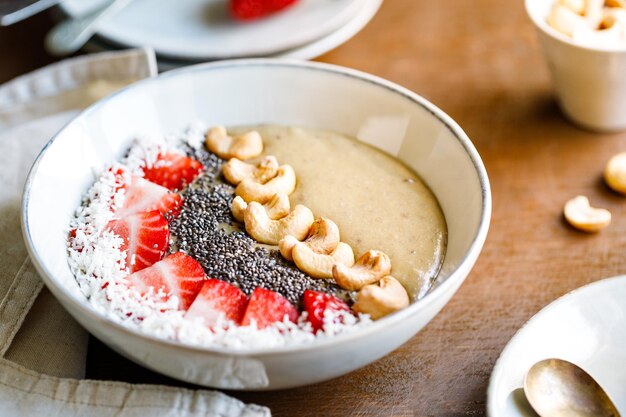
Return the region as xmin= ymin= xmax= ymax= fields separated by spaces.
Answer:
xmin=524 ymin=0 xmax=626 ymax=54
xmin=21 ymin=58 xmax=492 ymax=357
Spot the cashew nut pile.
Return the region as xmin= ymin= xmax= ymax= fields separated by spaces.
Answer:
xmin=547 ymin=0 xmax=626 ymax=46
xmin=213 ymin=127 xmax=410 ymax=320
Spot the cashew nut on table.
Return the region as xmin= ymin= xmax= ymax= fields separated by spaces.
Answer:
xmin=604 ymin=152 xmax=626 ymax=194
xmin=563 ymin=195 xmax=611 ymax=233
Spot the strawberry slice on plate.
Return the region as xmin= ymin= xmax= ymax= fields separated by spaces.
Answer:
xmin=230 ymin=0 xmax=298 ymax=20
xmin=302 ymin=290 xmax=351 ymax=333
xmin=128 ymin=252 xmax=206 ymax=310
xmin=116 ymin=176 xmax=182 ymax=218
xmin=241 ymin=287 xmax=298 ymax=329
xmin=185 ymin=279 xmax=247 ymax=327
xmin=106 ymin=210 xmax=169 ymax=274
xmin=143 ymin=152 xmax=203 ymax=191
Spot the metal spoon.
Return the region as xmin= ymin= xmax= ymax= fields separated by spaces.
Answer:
xmin=524 ymin=358 xmax=621 ymax=417
xmin=44 ymin=0 xmax=133 ymax=56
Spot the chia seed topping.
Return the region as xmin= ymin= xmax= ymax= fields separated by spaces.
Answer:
xmin=170 ymin=146 xmax=346 ymax=305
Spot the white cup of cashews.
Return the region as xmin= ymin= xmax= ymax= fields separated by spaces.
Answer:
xmin=526 ymin=0 xmax=626 ymax=131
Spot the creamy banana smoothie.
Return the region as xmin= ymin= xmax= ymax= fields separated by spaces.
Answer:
xmin=244 ymin=125 xmax=447 ymax=300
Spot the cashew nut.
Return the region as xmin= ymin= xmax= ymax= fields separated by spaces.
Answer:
xmin=600 ymin=10 xmax=618 ymax=29
xmin=353 ymin=276 xmax=409 ymax=320
xmin=606 ymin=0 xmax=626 ymax=8
xmin=558 ymin=0 xmax=585 ymax=15
xmin=563 ymin=195 xmax=611 ymax=233
xmin=291 ymin=241 xmax=355 ymax=279
xmin=548 ymin=3 xmax=589 ymax=36
xmin=332 ymin=250 xmax=392 ymax=291
xmin=244 ymin=203 xmax=314 ymax=245
xmin=231 ymin=194 xmax=290 ymax=223
xmin=205 ymin=126 xmax=263 ymax=160
xmin=222 ymin=156 xmax=279 ymax=185
xmin=236 ymin=165 xmax=296 ymax=203
xmin=279 ymin=217 xmax=340 ymax=261
xmin=583 ymin=0 xmax=604 ymax=28
xmin=604 ymin=152 xmax=626 ymax=194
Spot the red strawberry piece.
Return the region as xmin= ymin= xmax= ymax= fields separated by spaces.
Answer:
xmin=68 ymin=228 xmax=84 ymax=252
xmin=185 ymin=279 xmax=247 ymax=327
xmin=143 ymin=152 xmax=203 ymax=191
xmin=302 ymin=290 xmax=351 ymax=333
xmin=128 ymin=252 xmax=206 ymax=310
xmin=106 ymin=210 xmax=169 ymax=273
xmin=230 ymin=0 xmax=298 ymax=20
xmin=116 ymin=176 xmax=182 ymax=218
xmin=241 ymin=287 xmax=298 ymax=329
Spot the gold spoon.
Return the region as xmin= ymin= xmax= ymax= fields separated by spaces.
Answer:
xmin=524 ymin=358 xmax=621 ymax=417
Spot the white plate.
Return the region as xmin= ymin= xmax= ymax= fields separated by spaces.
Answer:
xmin=487 ymin=276 xmax=626 ymax=416
xmin=60 ymin=0 xmax=363 ymax=60
xmin=271 ymin=0 xmax=382 ymax=59
xmin=83 ymin=0 xmax=383 ymax=70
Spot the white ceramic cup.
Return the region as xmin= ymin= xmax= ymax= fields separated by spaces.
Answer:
xmin=526 ymin=0 xmax=626 ymax=132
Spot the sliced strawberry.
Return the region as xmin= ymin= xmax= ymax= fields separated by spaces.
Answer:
xmin=185 ymin=279 xmax=247 ymax=327
xmin=106 ymin=210 xmax=169 ymax=273
xmin=128 ymin=252 xmax=205 ymax=310
xmin=241 ymin=287 xmax=298 ymax=329
xmin=230 ymin=0 xmax=298 ymax=20
xmin=302 ymin=290 xmax=351 ymax=333
xmin=143 ymin=152 xmax=203 ymax=191
xmin=116 ymin=176 xmax=182 ymax=218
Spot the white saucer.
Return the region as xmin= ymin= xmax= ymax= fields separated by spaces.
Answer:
xmin=487 ymin=276 xmax=626 ymax=416
xmin=83 ymin=0 xmax=383 ymax=69
xmin=276 ymin=0 xmax=382 ymax=60
xmin=60 ymin=0 xmax=363 ymax=60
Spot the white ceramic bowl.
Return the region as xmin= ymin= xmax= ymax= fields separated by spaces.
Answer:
xmin=526 ymin=0 xmax=626 ymax=131
xmin=21 ymin=60 xmax=491 ymax=390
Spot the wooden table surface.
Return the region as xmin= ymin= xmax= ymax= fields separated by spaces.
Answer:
xmin=3 ymin=1 xmax=626 ymax=415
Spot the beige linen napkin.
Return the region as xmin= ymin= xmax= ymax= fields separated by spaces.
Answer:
xmin=0 ymin=47 xmax=269 ymax=417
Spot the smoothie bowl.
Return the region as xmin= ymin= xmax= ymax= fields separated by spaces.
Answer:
xmin=21 ymin=60 xmax=491 ymax=390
